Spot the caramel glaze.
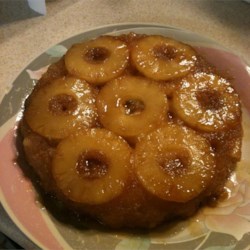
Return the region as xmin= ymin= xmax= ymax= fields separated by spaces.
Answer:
xmin=18 ymin=33 xmax=242 ymax=229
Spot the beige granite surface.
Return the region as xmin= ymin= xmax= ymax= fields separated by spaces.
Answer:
xmin=0 ymin=0 xmax=250 ymax=102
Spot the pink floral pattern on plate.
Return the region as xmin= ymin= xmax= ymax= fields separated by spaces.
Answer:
xmin=26 ymin=65 xmax=50 ymax=80
xmin=0 ymin=129 xmax=64 ymax=249
xmin=200 ymin=175 xmax=250 ymax=241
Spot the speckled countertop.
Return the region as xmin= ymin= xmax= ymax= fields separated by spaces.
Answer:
xmin=0 ymin=0 xmax=249 ymax=248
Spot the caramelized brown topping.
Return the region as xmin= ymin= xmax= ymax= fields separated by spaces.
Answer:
xmin=196 ymin=89 xmax=222 ymax=110
xmin=76 ymin=150 xmax=109 ymax=179
xmin=153 ymin=45 xmax=177 ymax=60
xmin=48 ymin=94 xmax=78 ymax=115
xmin=159 ymin=149 xmax=190 ymax=176
xmin=124 ymin=99 xmax=145 ymax=115
xmin=84 ymin=47 xmax=110 ymax=63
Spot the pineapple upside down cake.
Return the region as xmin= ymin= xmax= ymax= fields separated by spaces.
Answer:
xmin=19 ymin=33 xmax=242 ymax=229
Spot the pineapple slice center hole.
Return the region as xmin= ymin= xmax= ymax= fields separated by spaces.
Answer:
xmin=196 ymin=89 xmax=222 ymax=110
xmin=76 ymin=150 xmax=109 ymax=179
xmin=159 ymin=148 xmax=190 ymax=177
xmin=49 ymin=94 xmax=78 ymax=115
xmin=124 ymin=99 xmax=145 ymax=115
xmin=153 ymin=44 xmax=177 ymax=61
xmin=84 ymin=47 xmax=110 ymax=63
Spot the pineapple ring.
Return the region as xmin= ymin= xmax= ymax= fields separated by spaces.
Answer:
xmin=96 ymin=75 xmax=168 ymax=138
xmin=65 ymin=36 xmax=129 ymax=85
xmin=172 ymin=72 xmax=241 ymax=132
xmin=135 ymin=124 xmax=216 ymax=203
xmin=52 ymin=129 xmax=132 ymax=205
xmin=24 ymin=77 xmax=97 ymax=140
xmin=131 ymin=35 xmax=197 ymax=81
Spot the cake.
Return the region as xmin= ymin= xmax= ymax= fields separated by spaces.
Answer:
xmin=19 ymin=33 xmax=242 ymax=229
